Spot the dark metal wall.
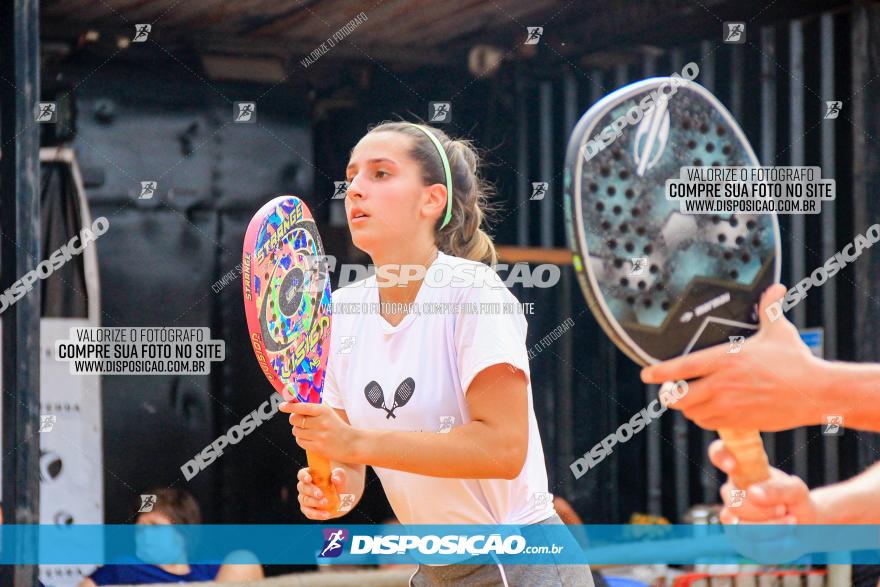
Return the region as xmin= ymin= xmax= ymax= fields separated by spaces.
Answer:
xmin=62 ymin=50 xmax=316 ymax=526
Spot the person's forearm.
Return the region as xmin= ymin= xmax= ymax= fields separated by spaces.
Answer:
xmin=349 ymin=422 xmax=524 ymax=479
xmin=814 ymin=360 xmax=880 ymax=433
xmin=813 ymin=462 xmax=880 ymax=523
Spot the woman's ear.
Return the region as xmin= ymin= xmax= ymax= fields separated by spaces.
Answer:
xmin=422 ymin=183 xmax=448 ymax=222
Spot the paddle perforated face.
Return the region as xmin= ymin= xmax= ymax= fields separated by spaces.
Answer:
xmin=564 ymin=79 xmax=781 ymax=365
xmin=365 ymin=381 xmax=386 ymax=413
xmin=243 ymin=196 xmax=332 ymax=403
xmin=391 ymin=377 xmax=416 ymax=414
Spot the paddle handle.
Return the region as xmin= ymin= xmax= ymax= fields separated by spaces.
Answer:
xmin=717 ymin=428 xmax=771 ymax=488
xmin=306 ymin=451 xmax=340 ymax=513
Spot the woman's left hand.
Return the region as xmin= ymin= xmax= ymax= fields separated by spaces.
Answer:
xmin=279 ymin=401 xmax=357 ymax=462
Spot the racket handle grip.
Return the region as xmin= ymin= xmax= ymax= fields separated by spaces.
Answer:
xmin=306 ymin=451 xmax=340 ymax=514
xmin=717 ymin=428 xmax=771 ymax=488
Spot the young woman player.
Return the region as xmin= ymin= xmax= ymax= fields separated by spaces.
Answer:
xmin=281 ymin=122 xmax=593 ymax=586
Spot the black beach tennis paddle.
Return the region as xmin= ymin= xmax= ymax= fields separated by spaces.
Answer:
xmin=564 ymin=77 xmax=782 ymax=488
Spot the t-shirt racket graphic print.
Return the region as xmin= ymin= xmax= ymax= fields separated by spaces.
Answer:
xmin=322 ymin=251 xmax=553 ymax=526
xmin=364 ymin=378 xmax=416 ymax=418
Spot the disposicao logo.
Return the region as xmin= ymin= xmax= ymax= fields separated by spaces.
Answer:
xmin=319 ymin=529 xmax=348 ymax=558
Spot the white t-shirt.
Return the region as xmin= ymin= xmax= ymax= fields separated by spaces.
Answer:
xmin=322 ymin=251 xmax=553 ymax=526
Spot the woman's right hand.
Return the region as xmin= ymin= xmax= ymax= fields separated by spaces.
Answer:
xmin=297 ymin=466 xmax=348 ymax=520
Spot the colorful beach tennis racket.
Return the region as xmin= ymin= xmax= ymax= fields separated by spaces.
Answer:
xmin=564 ymin=78 xmax=782 ymax=488
xmin=243 ymin=195 xmax=339 ymax=511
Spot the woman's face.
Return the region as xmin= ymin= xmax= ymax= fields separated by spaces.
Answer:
xmin=136 ymin=511 xmax=175 ymax=525
xmin=345 ymin=131 xmax=440 ymax=255
xmin=134 ymin=511 xmax=186 ymax=564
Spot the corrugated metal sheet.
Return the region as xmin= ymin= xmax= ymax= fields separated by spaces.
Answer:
xmin=41 ymin=0 xmax=854 ymax=66
xmin=40 ymin=0 xmax=563 ymax=62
